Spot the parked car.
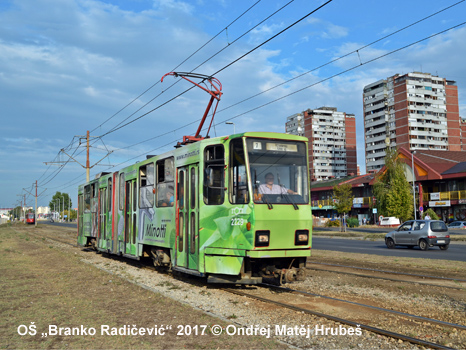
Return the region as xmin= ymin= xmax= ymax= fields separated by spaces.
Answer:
xmin=385 ymin=220 xmax=450 ymax=250
xmin=448 ymin=221 xmax=466 ymax=229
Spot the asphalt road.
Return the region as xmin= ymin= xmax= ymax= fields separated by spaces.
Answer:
xmin=41 ymin=221 xmax=465 ymax=262
xmin=42 ymin=221 xmax=77 ymax=229
xmin=312 ymin=236 xmax=466 ymax=262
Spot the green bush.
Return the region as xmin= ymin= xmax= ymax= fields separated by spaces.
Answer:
xmin=347 ymin=217 xmax=359 ymax=228
xmin=325 ymin=219 xmax=340 ymax=227
xmin=422 ymin=208 xmax=439 ymax=220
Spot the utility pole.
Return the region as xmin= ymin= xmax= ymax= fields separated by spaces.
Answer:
xmin=17 ymin=194 xmax=26 ymax=222
xmin=55 ymin=199 xmax=60 ymax=221
xmin=23 ymin=181 xmax=47 ymax=227
xmin=86 ymin=130 xmax=90 ymax=182
xmin=58 ymin=130 xmax=113 ymax=183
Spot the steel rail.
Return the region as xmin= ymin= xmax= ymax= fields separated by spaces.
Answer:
xmin=307 ymin=262 xmax=466 ymax=282
xmin=225 ymin=287 xmax=455 ymax=350
xmin=307 ymin=266 xmax=466 ymax=290
xmin=261 ymin=283 xmax=466 ymax=331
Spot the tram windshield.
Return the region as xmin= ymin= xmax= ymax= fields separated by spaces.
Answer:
xmin=246 ymin=138 xmax=309 ymax=205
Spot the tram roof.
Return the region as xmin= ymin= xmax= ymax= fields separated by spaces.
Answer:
xmin=78 ymin=132 xmax=308 ymax=186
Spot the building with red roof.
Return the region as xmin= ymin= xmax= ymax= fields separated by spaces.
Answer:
xmin=311 ymin=148 xmax=466 ymax=223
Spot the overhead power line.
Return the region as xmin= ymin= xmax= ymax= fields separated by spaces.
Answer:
xmin=98 ymin=0 xmax=334 ymax=138
xmin=35 ymin=2 xmax=465 ymax=199
xmin=54 ymin=20 xmax=466 ymax=197
xmin=87 ymin=1 xmax=466 ymax=154
xmin=51 ymin=0 xmax=303 ymax=172
xmin=95 ymin=0 xmax=297 ymax=139
xmin=90 ymin=0 xmax=264 ymax=134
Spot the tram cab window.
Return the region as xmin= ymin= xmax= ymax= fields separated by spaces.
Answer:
xmin=230 ymin=138 xmax=249 ymax=204
xmin=156 ymin=157 xmax=174 ymax=207
xmin=204 ymin=145 xmax=224 ymax=205
xmin=139 ymin=163 xmax=155 ymax=208
xmin=247 ymin=138 xmax=309 ymax=205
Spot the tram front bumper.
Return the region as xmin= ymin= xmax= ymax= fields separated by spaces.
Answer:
xmin=246 ymin=248 xmax=311 ymax=258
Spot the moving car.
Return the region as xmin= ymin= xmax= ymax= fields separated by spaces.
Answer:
xmin=385 ymin=220 xmax=450 ymax=250
xmin=448 ymin=221 xmax=466 ymax=229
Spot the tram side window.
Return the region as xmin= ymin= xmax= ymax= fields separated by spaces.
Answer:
xmin=108 ymin=178 xmax=112 ymax=212
xmin=204 ymin=145 xmax=224 ymax=205
xmin=84 ymin=185 xmax=91 ymax=211
xmin=91 ymin=183 xmax=96 ymax=199
xmin=139 ymin=163 xmax=155 ymax=208
xmin=156 ymin=157 xmax=174 ymax=207
xmin=230 ymin=138 xmax=249 ymax=204
xmin=119 ymin=173 xmax=125 ymax=210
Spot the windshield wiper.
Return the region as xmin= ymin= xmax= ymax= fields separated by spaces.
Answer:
xmin=277 ymin=173 xmax=298 ymax=210
xmin=280 ymin=191 xmax=298 ymax=210
xmin=263 ymin=194 xmax=273 ymax=209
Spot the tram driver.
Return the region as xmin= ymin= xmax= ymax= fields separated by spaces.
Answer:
xmin=258 ymin=173 xmax=296 ymax=195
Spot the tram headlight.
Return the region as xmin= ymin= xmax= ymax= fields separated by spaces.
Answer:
xmin=295 ymin=230 xmax=309 ymax=246
xmin=255 ymin=230 xmax=270 ymax=247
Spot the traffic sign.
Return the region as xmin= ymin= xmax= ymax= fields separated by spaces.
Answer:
xmin=419 ymin=206 xmax=423 ymax=212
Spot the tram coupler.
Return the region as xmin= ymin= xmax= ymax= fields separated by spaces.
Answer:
xmin=260 ymin=266 xmax=306 ymax=285
xmin=88 ymin=238 xmax=97 ymax=251
xmin=150 ymin=249 xmax=171 ymax=268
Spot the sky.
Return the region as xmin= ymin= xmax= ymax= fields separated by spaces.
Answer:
xmin=1 ymin=0 xmax=465 ymax=209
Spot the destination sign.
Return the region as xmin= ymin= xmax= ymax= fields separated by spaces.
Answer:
xmin=266 ymin=143 xmax=298 ymax=152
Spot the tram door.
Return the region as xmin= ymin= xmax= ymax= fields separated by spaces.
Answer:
xmin=176 ymin=164 xmax=199 ymax=270
xmin=78 ymin=194 xmax=83 ymax=237
xmin=124 ymin=179 xmax=138 ymax=255
xmin=98 ymin=186 xmax=107 ymax=248
xmin=90 ymin=184 xmax=98 ymax=238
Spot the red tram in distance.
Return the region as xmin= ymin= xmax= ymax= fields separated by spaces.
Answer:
xmin=26 ymin=212 xmax=35 ymax=224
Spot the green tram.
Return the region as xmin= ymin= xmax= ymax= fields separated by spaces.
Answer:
xmin=78 ymin=132 xmax=312 ymax=284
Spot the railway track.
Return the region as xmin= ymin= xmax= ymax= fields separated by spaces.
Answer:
xmin=225 ymin=285 xmax=461 ymax=350
xmin=21 ymin=225 xmax=466 ymax=348
xmin=306 ymin=262 xmax=466 ymax=290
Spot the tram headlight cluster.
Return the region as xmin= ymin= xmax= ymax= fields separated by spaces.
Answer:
xmin=255 ymin=230 xmax=270 ymax=247
xmin=295 ymin=230 xmax=309 ymax=246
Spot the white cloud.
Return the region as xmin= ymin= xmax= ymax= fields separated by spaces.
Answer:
xmin=321 ymin=23 xmax=348 ymax=39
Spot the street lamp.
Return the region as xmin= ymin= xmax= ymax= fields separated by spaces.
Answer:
xmin=55 ymin=199 xmax=60 ymax=221
xmin=225 ymin=121 xmax=235 ymax=134
xmin=412 ymin=150 xmax=417 ymax=220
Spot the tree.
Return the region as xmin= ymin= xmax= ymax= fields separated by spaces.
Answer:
xmin=49 ymin=192 xmax=72 ymax=212
xmin=332 ymin=183 xmax=354 ymax=232
xmin=8 ymin=206 xmax=23 ymax=220
xmin=385 ymin=176 xmax=413 ymax=222
xmin=372 ymin=148 xmax=413 ymax=222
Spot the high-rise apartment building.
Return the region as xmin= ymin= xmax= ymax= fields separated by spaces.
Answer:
xmin=285 ymin=113 xmax=304 ymax=136
xmin=286 ymin=107 xmax=357 ymax=181
xmin=363 ymin=72 xmax=460 ymax=171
